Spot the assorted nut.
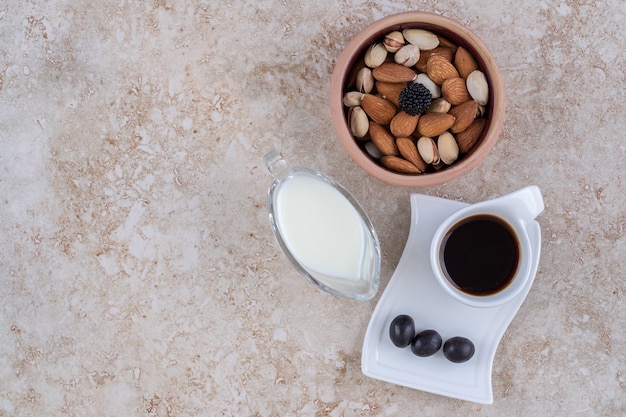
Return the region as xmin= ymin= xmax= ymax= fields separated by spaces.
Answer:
xmin=342 ymin=28 xmax=491 ymax=175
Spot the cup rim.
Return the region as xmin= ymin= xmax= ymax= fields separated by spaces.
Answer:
xmin=429 ymin=208 xmax=532 ymax=308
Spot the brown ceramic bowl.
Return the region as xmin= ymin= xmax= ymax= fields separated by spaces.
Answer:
xmin=330 ymin=12 xmax=505 ymax=187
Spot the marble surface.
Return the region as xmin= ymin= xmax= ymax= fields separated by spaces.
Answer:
xmin=0 ymin=1 xmax=624 ymax=415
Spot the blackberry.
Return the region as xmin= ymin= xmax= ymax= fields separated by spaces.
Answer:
xmin=398 ymin=83 xmax=432 ymax=116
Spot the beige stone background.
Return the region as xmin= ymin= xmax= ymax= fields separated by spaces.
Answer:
xmin=0 ymin=0 xmax=624 ymax=416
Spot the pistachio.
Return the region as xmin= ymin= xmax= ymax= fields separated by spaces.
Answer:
xmin=394 ymin=44 xmax=420 ymax=67
xmin=348 ymin=106 xmax=369 ymax=139
xmin=402 ymin=29 xmax=440 ymax=50
xmin=427 ymin=97 xmax=451 ymax=114
xmin=437 ymin=132 xmax=459 ymax=165
xmin=343 ymin=91 xmax=364 ymax=107
xmin=383 ymin=31 xmax=405 ymax=53
xmin=417 ymin=136 xmax=440 ymax=164
xmin=356 ymin=67 xmax=374 ymax=94
xmin=466 ymin=70 xmax=489 ymax=106
xmin=415 ymin=73 xmax=441 ymax=98
xmin=364 ymin=42 xmax=388 ymax=68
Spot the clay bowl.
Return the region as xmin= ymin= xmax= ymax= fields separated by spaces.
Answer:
xmin=330 ymin=12 xmax=505 ymax=187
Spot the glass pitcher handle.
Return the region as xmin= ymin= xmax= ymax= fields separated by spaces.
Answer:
xmin=264 ymin=150 xmax=290 ymax=181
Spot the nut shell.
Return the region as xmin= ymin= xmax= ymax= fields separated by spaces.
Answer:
xmin=415 ymin=73 xmax=441 ymax=99
xmin=348 ymin=106 xmax=369 ymax=138
xmin=364 ymin=42 xmax=388 ymax=68
xmin=343 ymin=91 xmax=364 ymax=107
xmin=356 ymin=67 xmax=374 ymax=94
xmin=437 ymin=132 xmax=459 ymax=165
xmin=427 ymin=97 xmax=452 ymax=114
xmin=402 ymin=28 xmax=440 ymax=50
xmin=417 ymin=136 xmax=440 ymax=164
xmin=394 ymin=44 xmax=421 ymax=67
xmin=383 ymin=31 xmax=405 ymax=53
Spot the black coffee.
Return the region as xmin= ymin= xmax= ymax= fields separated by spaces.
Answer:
xmin=440 ymin=214 xmax=519 ymax=296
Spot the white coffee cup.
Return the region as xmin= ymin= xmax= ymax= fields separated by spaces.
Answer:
xmin=430 ymin=186 xmax=544 ymax=308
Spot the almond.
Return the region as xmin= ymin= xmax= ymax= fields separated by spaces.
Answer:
xmin=448 ymin=100 xmax=478 ymax=133
xmin=361 ymin=94 xmax=396 ymax=125
xmin=414 ymin=47 xmax=455 ymax=73
xmin=369 ymin=122 xmax=399 ymax=156
xmin=441 ymin=77 xmax=471 ymax=105
xmin=396 ymin=137 xmax=427 ymax=172
xmin=390 ymin=111 xmax=419 ymax=137
xmin=417 ymin=136 xmax=440 ymax=165
xmin=455 ymin=118 xmax=486 ymax=153
xmin=380 ymin=155 xmax=421 ymax=174
xmin=417 ymin=112 xmax=456 ymax=137
xmin=454 ymin=46 xmax=479 ymax=79
xmin=437 ymin=36 xmax=458 ymax=50
xmin=426 ymin=55 xmax=460 ymax=85
xmin=375 ymin=81 xmax=406 ymax=107
xmin=372 ymin=62 xmax=417 ymax=83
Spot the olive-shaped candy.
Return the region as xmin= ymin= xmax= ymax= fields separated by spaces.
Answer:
xmin=443 ymin=336 xmax=475 ymax=363
xmin=410 ymin=329 xmax=442 ymax=357
xmin=389 ymin=315 xmax=415 ymax=347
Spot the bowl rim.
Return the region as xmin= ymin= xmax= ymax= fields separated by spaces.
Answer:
xmin=330 ymin=11 xmax=506 ymax=187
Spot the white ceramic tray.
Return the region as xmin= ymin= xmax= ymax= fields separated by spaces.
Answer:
xmin=361 ymin=193 xmax=541 ymax=404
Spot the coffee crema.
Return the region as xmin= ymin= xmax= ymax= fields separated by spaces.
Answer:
xmin=439 ymin=214 xmax=520 ymax=296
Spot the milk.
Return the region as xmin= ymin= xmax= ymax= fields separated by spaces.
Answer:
xmin=274 ymin=174 xmax=368 ymax=283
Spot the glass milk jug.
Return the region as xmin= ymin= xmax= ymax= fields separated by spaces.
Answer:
xmin=264 ymin=150 xmax=381 ymax=301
